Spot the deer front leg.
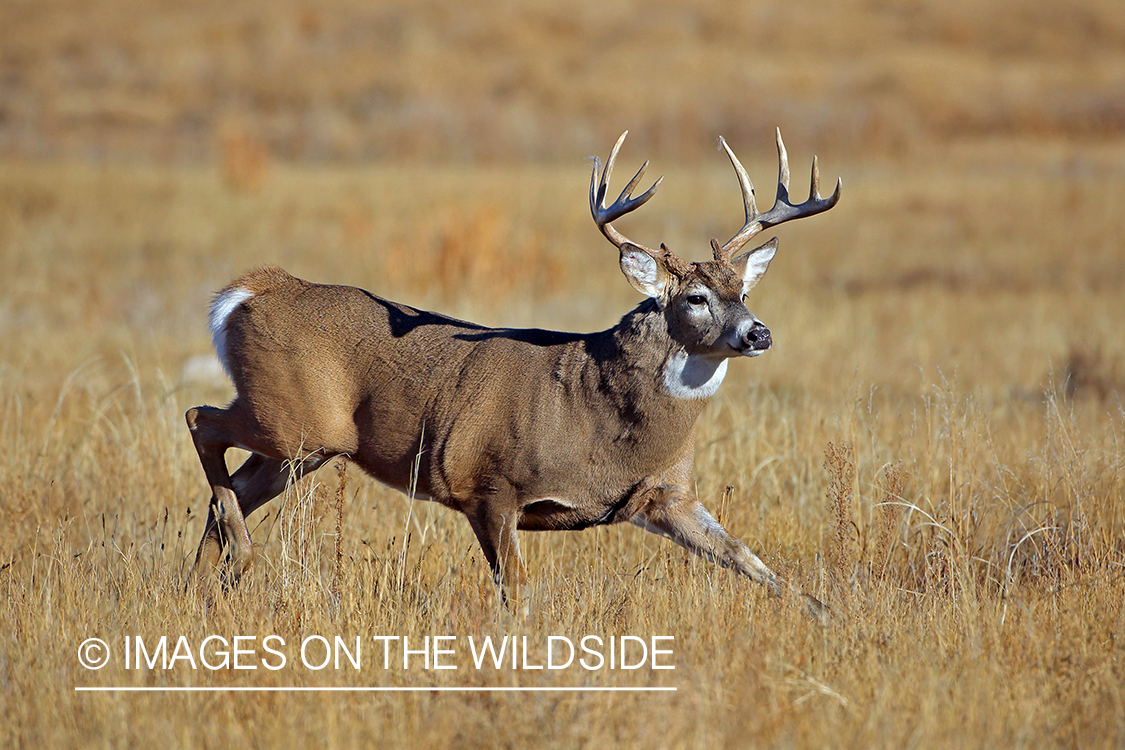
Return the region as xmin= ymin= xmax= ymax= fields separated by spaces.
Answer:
xmin=632 ymin=488 xmax=828 ymax=620
xmin=631 ymin=492 xmax=782 ymax=595
xmin=466 ymin=501 xmax=527 ymax=612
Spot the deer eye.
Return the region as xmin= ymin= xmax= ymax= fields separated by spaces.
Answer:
xmin=686 ymin=294 xmax=707 ymax=306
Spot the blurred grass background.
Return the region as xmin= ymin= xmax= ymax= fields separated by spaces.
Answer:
xmin=2 ymin=0 xmax=1124 ymax=747
xmin=4 ymin=0 xmax=1124 ymax=163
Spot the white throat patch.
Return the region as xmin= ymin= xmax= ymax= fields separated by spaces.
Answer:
xmin=663 ymin=351 xmax=729 ymax=400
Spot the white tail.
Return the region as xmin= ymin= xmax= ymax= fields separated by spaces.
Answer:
xmin=208 ymin=286 xmax=253 ymax=377
xmin=186 ymin=131 xmax=840 ymax=616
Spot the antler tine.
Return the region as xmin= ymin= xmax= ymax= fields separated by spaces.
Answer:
xmin=718 ymin=128 xmax=842 ymax=259
xmin=594 ymin=131 xmax=626 ymax=213
xmin=811 ymin=155 xmax=843 ymax=206
xmin=775 ymin=127 xmax=791 ymax=196
xmin=810 ymin=154 xmax=821 ymax=200
xmin=598 ymin=159 xmax=659 ymax=225
xmin=716 ymin=135 xmax=758 ymax=261
xmin=807 ymin=154 xmax=841 ymax=204
xmin=590 ymin=131 xmax=664 ymax=254
xmin=718 ymin=136 xmax=757 ymax=224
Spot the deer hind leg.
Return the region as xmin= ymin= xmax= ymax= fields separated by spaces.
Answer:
xmin=231 ymin=452 xmax=331 ymax=519
xmin=186 ymin=404 xmax=262 ymax=584
xmin=190 ymin=453 xmax=285 ymax=583
xmin=465 ymin=500 xmax=527 ymax=612
xmin=188 ymin=436 xmax=332 ymax=586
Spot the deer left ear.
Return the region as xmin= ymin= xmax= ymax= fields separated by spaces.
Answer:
xmin=731 ymin=237 xmax=779 ymax=294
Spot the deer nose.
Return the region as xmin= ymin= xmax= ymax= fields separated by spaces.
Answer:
xmin=743 ymin=323 xmax=771 ymax=351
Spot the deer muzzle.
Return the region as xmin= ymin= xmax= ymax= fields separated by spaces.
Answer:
xmin=740 ymin=322 xmax=772 ymax=355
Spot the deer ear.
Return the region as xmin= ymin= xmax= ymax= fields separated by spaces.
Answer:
xmin=732 ymin=237 xmax=779 ymax=293
xmin=619 ymin=244 xmax=671 ymax=299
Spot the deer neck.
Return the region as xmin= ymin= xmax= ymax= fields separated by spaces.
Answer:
xmin=606 ymin=299 xmax=728 ymax=403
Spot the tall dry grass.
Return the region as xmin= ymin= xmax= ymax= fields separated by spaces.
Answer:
xmin=2 ymin=136 xmax=1124 ymax=747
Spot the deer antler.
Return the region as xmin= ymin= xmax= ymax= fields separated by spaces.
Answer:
xmin=591 ymin=133 xmax=692 ymax=275
xmin=714 ymin=128 xmax=841 ymax=262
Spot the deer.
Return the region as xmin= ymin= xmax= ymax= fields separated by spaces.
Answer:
xmin=185 ymin=129 xmax=840 ymax=616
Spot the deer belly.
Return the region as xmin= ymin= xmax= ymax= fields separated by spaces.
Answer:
xmin=519 ymin=493 xmax=633 ymax=531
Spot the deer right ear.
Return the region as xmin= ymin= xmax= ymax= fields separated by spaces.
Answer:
xmin=619 ymin=244 xmax=671 ymax=300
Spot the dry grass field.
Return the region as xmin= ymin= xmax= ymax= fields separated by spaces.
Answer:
xmin=2 ymin=0 xmax=1125 ymax=747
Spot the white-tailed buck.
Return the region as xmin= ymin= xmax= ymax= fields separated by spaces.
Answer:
xmin=187 ymin=129 xmax=840 ymax=613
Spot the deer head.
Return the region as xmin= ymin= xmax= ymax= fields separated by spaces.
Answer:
xmin=590 ymin=129 xmax=841 ymax=366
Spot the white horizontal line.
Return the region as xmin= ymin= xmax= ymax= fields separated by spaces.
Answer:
xmin=76 ymin=686 xmax=676 ymax=693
